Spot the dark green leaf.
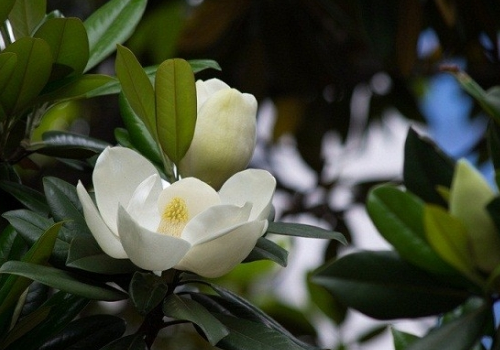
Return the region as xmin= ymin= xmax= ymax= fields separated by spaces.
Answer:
xmin=27 ymin=131 xmax=110 ymax=158
xmin=34 ymin=17 xmax=89 ymax=79
xmin=2 ymin=305 xmax=51 ymax=349
xmin=0 ymin=180 xmax=49 ymax=215
xmin=357 ymin=325 xmax=387 ymax=343
xmin=8 ymin=0 xmax=46 ymax=39
xmin=488 ymin=121 xmax=500 ymax=175
xmin=1 ymin=37 xmax=52 ymax=115
xmin=0 ymin=53 xmax=18 ymax=103
xmin=391 ymin=328 xmax=419 ymax=350
xmin=403 ymin=128 xmax=454 ymax=206
xmin=115 ymin=44 xmax=156 ymax=138
xmin=99 ymin=334 xmax=147 ymax=350
xmin=311 ymin=251 xmax=469 ymax=319
xmin=267 ymin=222 xmax=347 ymax=244
xmin=187 ymin=59 xmax=221 ymax=73
xmin=129 ymin=271 xmax=168 ymax=315
xmin=163 ymin=294 xmax=229 ymax=345
xmin=84 ymin=0 xmax=147 ymax=71
xmin=0 ymin=225 xmax=25 ymax=266
xmin=0 ymin=0 xmax=15 ymax=24
xmin=37 ymin=74 xmax=115 ymax=103
xmin=0 ymin=261 xmax=128 ymax=301
xmin=407 ymin=300 xmax=489 ymax=350
xmin=306 ymin=271 xmax=347 ymax=325
xmin=155 ymin=58 xmax=197 ymax=164
xmin=38 ymin=315 xmax=126 ymax=350
xmin=243 ymin=236 xmax=288 ymax=266
xmin=66 ymin=236 xmax=137 ymax=275
xmin=18 ymin=282 xmax=49 ymax=321
xmin=367 ymin=185 xmax=460 ymax=276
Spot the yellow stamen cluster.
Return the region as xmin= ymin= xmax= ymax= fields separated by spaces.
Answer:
xmin=157 ymin=197 xmax=189 ymax=237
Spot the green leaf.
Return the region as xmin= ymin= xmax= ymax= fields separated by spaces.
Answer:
xmin=267 ymin=222 xmax=347 ymax=244
xmin=187 ymin=59 xmax=222 ymax=73
xmin=115 ymin=45 xmax=156 ymax=138
xmin=129 ymin=272 xmax=168 ymax=315
xmin=367 ymin=185 xmax=459 ymax=276
xmin=8 ymin=0 xmax=46 ymax=39
xmin=37 ymin=315 xmax=126 ymax=350
xmin=18 ymin=282 xmax=49 ymax=321
xmin=0 ymin=0 xmax=15 ymax=24
xmin=0 ymin=180 xmax=49 ymax=215
xmin=1 ymin=305 xmax=51 ymax=349
xmin=84 ymin=0 xmax=147 ymax=72
xmin=488 ymin=121 xmax=500 ymax=176
xmin=0 ymin=226 xmax=25 ymax=266
xmin=66 ymin=236 xmax=137 ymax=275
xmin=306 ymin=271 xmax=347 ymax=325
xmin=0 ymin=261 xmax=128 ymax=301
xmin=0 ymin=53 xmax=18 ymax=102
xmin=155 ymin=58 xmax=197 ymax=164
xmin=391 ymin=328 xmax=419 ymax=350
xmin=1 ymin=37 xmax=52 ymax=115
xmin=99 ymin=334 xmax=147 ymax=350
xmin=311 ymin=250 xmax=469 ymax=319
xmin=37 ymin=74 xmax=115 ymax=103
xmin=424 ymin=205 xmax=484 ymax=286
xmin=403 ymin=128 xmax=455 ymax=206
xmin=27 ymin=131 xmax=110 ymax=158
xmin=407 ymin=300 xmax=489 ymax=350
xmin=119 ymin=92 xmax=163 ymax=166
xmin=243 ymin=237 xmax=288 ymax=266
xmin=163 ymin=294 xmax=229 ymax=345
xmin=34 ymin=17 xmax=89 ymax=79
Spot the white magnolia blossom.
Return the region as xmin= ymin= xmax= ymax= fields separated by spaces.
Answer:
xmin=178 ymin=78 xmax=257 ymax=190
xmin=76 ymin=147 xmax=276 ymax=278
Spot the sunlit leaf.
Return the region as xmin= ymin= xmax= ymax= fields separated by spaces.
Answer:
xmin=155 ymin=58 xmax=197 ymax=164
xmin=84 ymin=0 xmax=147 ymax=71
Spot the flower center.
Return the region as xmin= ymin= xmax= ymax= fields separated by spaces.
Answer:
xmin=157 ymin=197 xmax=189 ymax=237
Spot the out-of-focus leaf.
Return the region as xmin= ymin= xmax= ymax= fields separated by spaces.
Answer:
xmin=99 ymin=334 xmax=147 ymax=350
xmin=403 ymin=128 xmax=455 ymax=206
xmin=84 ymin=0 xmax=147 ymax=72
xmin=356 ymin=324 xmax=387 ymax=344
xmin=0 ymin=0 xmax=15 ymax=24
xmin=155 ymin=58 xmax=197 ymax=164
xmin=0 ymin=261 xmax=128 ymax=301
xmin=267 ymin=221 xmax=347 ymax=244
xmin=129 ymin=271 xmax=168 ymax=315
xmin=163 ymin=294 xmax=229 ymax=345
xmin=0 ymin=225 xmax=25 ymax=266
xmin=66 ymin=236 xmax=137 ymax=275
xmin=243 ymin=236 xmax=288 ymax=266
xmin=407 ymin=300 xmax=489 ymax=350
xmin=37 ymin=74 xmax=115 ymax=103
xmin=488 ymin=121 xmax=500 ymax=178
xmin=311 ymin=250 xmax=469 ymax=319
xmin=8 ymin=0 xmax=46 ymax=39
xmin=0 ymin=180 xmax=49 ymax=215
xmin=1 ymin=37 xmax=52 ymax=115
xmin=307 ymin=271 xmax=347 ymax=325
xmin=0 ymin=53 xmax=18 ymax=104
xmin=27 ymin=131 xmax=110 ymax=159
xmin=38 ymin=315 xmax=126 ymax=350
xmin=1 ymin=305 xmax=51 ymax=349
xmin=367 ymin=185 xmax=461 ymax=276
xmin=115 ymin=44 xmax=156 ymax=138
xmin=34 ymin=17 xmax=89 ymax=79
xmin=392 ymin=328 xmax=419 ymax=350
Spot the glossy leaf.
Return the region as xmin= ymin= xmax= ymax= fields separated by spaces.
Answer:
xmin=66 ymin=236 xmax=137 ymax=275
xmin=115 ymin=44 xmax=156 ymax=138
xmin=403 ymin=128 xmax=455 ymax=206
xmin=244 ymin=236 xmax=288 ymax=266
xmin=119 ymin=92 xmax=163 ymax=166
xmin=0 ymin=180 xmax=49 ymax=215
xmin=8 ymin=0 xmax=46 ymax=39
xmin=37 ymin=74 xmax=115 ymax=103
xmin=129 ymin=272 xmax=168 ymax=315
xmin=84 ymin=0 xmax=147 ymax=71
xmin=0 ymin=261 xmax=128 ymax=301
xmin=18 ymin=282 xmax=49 ymax=321
xmin=38 ymin=315 xmax=126 ymax=350
xmin=100 ymin=334 xmax=147 ymax=350
xmin=267 ymin=221 xmax=347 ymax=244
xmin=311 ymin=250 xmax=469 ymax=319
xmin=28 ymin=131 xmax=110 ymax=158
xmin=163 ymin=294 xmax=229 ymax=345
xmin=1 ymin=37 xmax=52 ymax=115
xmin=367 ymin=185 xmax=459 ymax=276
xmin=155 ymin=58 xmax=197 ymax=164
xmin=407 ymin=300 xmax=489 ymax=350
xmin=34 ymin=17 xmax=89 ymax=79
xmin=0 ymin=226 xmax=25 ymax=266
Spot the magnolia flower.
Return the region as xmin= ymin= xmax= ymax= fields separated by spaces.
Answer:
xmin=449 ymin=159 xmax=500 ymax=273
xmin=178 ymin=78 xmax=257 ymax=190
xmin=76 ymin=147 xmax=276 ymax=278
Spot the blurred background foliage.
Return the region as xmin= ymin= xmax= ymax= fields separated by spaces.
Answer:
xmin=33 ymin=0 xmax=500 ymax=348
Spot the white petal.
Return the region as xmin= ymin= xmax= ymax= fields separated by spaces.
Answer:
xmin=157 ymin=177 xmax=220 ymax=221
xmin=76 ymin=182 xmax=127 ymax=259
xmin=196 ymin=78 xmax=230 ymax=110
xmin=181 ymin=202 xmax=252 ymax=245
xmin=175 ymin=220 xmax=266 ymax=278
xmin=94 ymin=147 xmax=160 ymax=233
xmin=219 ymin=169 xmax=276 ymax=221
xmin=118 ymin=206 xmax=191 ymax=271
xmin=126 ymin=174 xmax=163 ymax=231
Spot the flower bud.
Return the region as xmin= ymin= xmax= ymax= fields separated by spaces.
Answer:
xmin=178 ymin=79 xmax=257 ymax=190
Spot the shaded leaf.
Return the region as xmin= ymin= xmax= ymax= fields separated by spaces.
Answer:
xmin=28 ymin=131 xmax=110 ymax=159
xmin=99 ymin=334 xmax=147 ymax=350
xmin=392 ymin=328 xmax=419 ymax=350
xmin=267 ymin=221 xmax=347 ymax=244
xmin=0 ymin=0 xmax=15 ymax=24
xmin=243 ymin=236 xmax=288 ymax=266
xmin=2 ymin=305 xmax=51 ymax=349
xmin=0 ymin=180 xmax=49 ymax=215
xmin=129 ymin=271 xmax=168 ymax=315
xmin=37 ymin=74 xmax=115 ymax=103
xmin=8 ymin=0 xmax=46 ymax=39
xmin=0 ymin=53 xmax=18 ymax=102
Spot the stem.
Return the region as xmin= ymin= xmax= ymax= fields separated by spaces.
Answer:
xmin=137 ymin=302 xmax=165 ymax=349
